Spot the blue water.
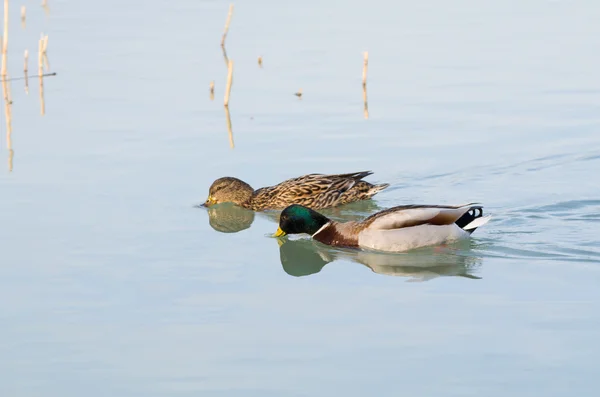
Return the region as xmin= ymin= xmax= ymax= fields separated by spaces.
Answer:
xmin=1 ymin=0 xmax=599 ymax=395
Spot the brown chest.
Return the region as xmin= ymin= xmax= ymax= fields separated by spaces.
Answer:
xmin=313 ymin=224 xmax=359 ymax=248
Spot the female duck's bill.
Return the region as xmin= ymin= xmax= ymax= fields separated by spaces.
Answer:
xmin=202 ymin=195 xmax=217 ymax=207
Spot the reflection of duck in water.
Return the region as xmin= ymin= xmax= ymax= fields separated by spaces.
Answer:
xmin=205 ymin=203 xmax=256 ymax=233
xmin=201 ymin=171 xmax=389 ymax=210
xmin=277 ymin=238 xmax=482 ymax=281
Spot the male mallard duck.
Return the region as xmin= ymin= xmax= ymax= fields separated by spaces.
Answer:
xmin=202 ymin=171 xmax=389 ymax=211
xmin=273 ymin=203 xmax=491 ymax=252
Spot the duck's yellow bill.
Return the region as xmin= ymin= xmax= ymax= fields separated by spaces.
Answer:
xmin=202 ymin=196 xmax=216 ymax=207
xmin=273 ymin=227 xmax=286 ymax=237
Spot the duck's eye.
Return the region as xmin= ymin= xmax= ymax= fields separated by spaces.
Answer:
xmin=211 ymin=184 xmax=227 ymax=194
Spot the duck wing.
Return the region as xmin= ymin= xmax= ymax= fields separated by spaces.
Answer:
xmin=263 ymin=171 xmax=374 ymax=208
xmin=362 ymin=203 xmax=482 ymax=230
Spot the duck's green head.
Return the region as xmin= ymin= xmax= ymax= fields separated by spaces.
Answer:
xmin=274 ymin=204 xmax=330 ymax=237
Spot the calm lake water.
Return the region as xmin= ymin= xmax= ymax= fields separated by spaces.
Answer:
xmin=1 ymin=0 xmax=600 ymax=396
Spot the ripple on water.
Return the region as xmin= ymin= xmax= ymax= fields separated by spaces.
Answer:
xmin=481 ymin=198 xmax=600 ymax=265
xmin=527 ymin=199 xmax=600 ymax=213
xmin=485 ymin=149 xmax=600 ymax=176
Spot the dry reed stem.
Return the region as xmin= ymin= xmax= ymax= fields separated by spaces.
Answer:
xmin=2 ymin=77 xmax=11 ymax=150
xmin=221 ymin=41 xmax=229 ymax=66
xmin=2 ymin=0 xmax=12 ymax=161
xmin=42 ymin=34 xmax=49 ymax=71
xmin=362 ymin=51 xmax=369 ymax=119
xmin=20 ymin=5 xmax=25 ymax=28
xmin=24 ymin=49 xmax=28 ymax=94
xmin=258 ymin=56 xmax=262 ymax=68
xmin=6 ymin=67 xmax=11 ymax=105
xmin=5 ymin=64 xmax=11 ymax=171
xmin=42 ymin=0 xmax=49 ymax=14
xmin=7 ymin=145 xmax=12 ymax=171
xmin=220 ymin=4 xmax=234 ymax=47
xmin=1 ymin=0 xmax=8 ymax=78
xmin=224 ymin=105 xmax=234 ymax=149
xmin=224 ymin=60 xmax=233 ymax=106
xmin=209 ymin=80 xmax=215 ymax=100
xmin=2 ymin=77 xmax=12 ymax=170
xmin=38 ymin=37 xmax=45 ymax=115
xmin=362 ymin=51 xmax=368 ymax=88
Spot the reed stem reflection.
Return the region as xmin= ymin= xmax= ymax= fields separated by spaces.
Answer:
xmin=362 ymin=51 xmax=369 ymax=119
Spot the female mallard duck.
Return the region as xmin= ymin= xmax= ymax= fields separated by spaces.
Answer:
xmin=202 ymin=171 xmax=389 ymax=211
xmin=273 ymin=203 xmax=491 ymax=252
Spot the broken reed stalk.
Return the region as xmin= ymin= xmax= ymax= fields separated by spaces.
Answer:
xmin=1 ymin=0 xmax=8 ymax=78
xmin=224 ymin=105 xmax=234 ymax=149
xmin=24 ymin=49 xmax=28 ymax=94
xmin=224 ymin=60 xmax=233 ymax=106
xmin=209 ymin=80 xmax=215 ymax=100
xmin=2 ymin=0 xmax=12 ymax=158
xmin=20 ymin=5 xmax=25 ymax=28
xmin=38 ymin=37 xmax=45 ymax=115
xmin=221 ymin=45 xmax=228 ymax=67
xmin=5 ymin=62 xmax=11 ymax=172
xmin=6 ymin=61 xmax=10 ymax=105
xmin=42 ymin=34 xmax=49 ymax=71
xmin=362 ymin=51 xmax=369 ymax=119
xmin=220 ymin=4 xmax=234 ymax=47
xmin=0 ymin=0 xmax=12 ymax=135
xmin=362 ymin=51 xmax=368 ymax=88
xmin=2 ymin=76 xmax=10 ymax=158
xmin=42 ymin=0 xmax=49 ymax=14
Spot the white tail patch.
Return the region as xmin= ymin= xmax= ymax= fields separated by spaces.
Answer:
xmin=463 ymin=215 xmax=492 ymax=231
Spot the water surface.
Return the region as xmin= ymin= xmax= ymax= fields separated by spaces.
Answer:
xmin=1 ymin=0 xmax=599 ymax=396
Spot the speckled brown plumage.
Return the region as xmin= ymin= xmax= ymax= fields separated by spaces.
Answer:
xmin=202 ymin=171 xmax=389 ymax=211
